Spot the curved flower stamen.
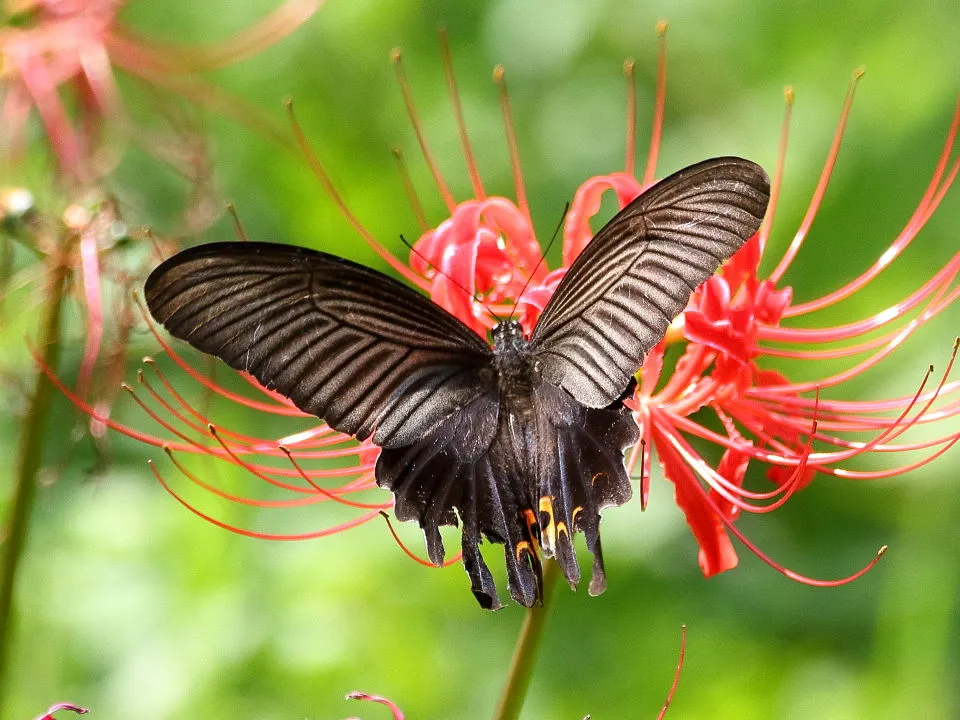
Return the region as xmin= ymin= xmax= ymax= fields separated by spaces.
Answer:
xmin=391 ymin=48 xmax=457 ymax=213
xmin=768 ymin=69 xmax=865 ymax=285
xmin=346 ymin=692 xmax=406 ymax=720
xmin=34 ymin=704 xmax=88 ymax=720
xmin=493 ymin=65 xmax=532 ymax=225
xmin=150 ymin=458 xmax=382 ymax=541
xmin=656 ymin=623 xmax=686 ymax=720
xmin=378 ymin=511 xmax=464 ymax=569
xmin=786 ymin=98 xmax=960 ymax=316
xmin=642 ymin=20 xmax=668 ymax=187
xmin=285 ymin=99 xmax=428 ymax=287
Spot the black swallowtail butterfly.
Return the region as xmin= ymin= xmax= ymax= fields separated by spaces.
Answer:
xmin=145 ymin=157 xmax=770 ymax=609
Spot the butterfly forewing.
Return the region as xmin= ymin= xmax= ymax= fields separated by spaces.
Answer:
xmin=144 ymin=242 xmax=493 ymax=447
xmin=529 ymin=157 xmax=770 ymax=407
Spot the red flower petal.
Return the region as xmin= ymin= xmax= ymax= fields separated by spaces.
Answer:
xmin=563 ymin=172 xmax=643 ymax=264
xmin=653 ymin=426 xmax=739 ymax=576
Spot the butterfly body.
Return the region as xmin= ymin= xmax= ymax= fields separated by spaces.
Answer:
xmin=377 ymin=327 xmax=638 ymax=608
xmin=145 ymin=157 xmax=770 ymax=609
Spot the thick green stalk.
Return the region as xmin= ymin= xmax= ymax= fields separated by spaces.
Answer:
xmin=0 ymin=247 xmax=73 ymax=705
xmin=493 ymin=562 xmax=561 ymax=720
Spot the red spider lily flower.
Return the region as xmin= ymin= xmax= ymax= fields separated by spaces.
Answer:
xmin=345 ymin=692 xmax=405 ymax=720
xmin=628 ymin=75 xmax=960 ymax=579
xmin=33 ymin=704 xmax=88 ymax=720
xmin=47 ymin=28 xmax=958 ymax=589
xmin=395 ymin=42 xmax=958 ymax=583
xmin=1 ymin=0 xmax=319 ymax=184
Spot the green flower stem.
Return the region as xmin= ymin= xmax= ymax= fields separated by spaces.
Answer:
xmin=0 ymin=244 xmax=73 ymax=706
xmin=0 ymin=232 xmax=12 ymax=319
xmin=493 ymin=562 xmax=561 ymax=720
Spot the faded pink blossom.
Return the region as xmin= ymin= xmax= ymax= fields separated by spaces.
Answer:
xmin=1 ymin=0 xmax=319 ymax=184
xmin=345 ymin=691 xmax=405 ymax=720
xmin=33 ymin=703 xmax=88 ymax=720
xmin=7 ymin=0 xmax=320 ymax=441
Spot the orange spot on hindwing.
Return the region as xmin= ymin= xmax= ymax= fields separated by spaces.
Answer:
xmin=538 ymin=495 xmax=557 ymax=556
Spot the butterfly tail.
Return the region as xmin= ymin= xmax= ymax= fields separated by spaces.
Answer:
xmin=535 ymin=381 xmax=639 ymax=595
xmin=377 ymin=388 xmax=547 ymax=609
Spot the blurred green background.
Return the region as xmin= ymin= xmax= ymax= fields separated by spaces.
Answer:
xmin=2 ymin=0 xmax=959 ymax=718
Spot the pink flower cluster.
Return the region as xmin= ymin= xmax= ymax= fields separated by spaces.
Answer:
xmin=2 ymin=0 xmax=318 ymax=183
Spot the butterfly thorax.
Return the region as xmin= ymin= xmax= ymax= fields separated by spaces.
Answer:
xmin=490 ymin=320 xmax=537 ymax=466
xmin=491 ymin=320 xmax=537 ymax=396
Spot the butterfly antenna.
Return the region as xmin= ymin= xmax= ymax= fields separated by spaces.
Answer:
xmin=509 ymin=201 xmax=569 ymax=322
xmin=399 ymin=235 xmax=504 ymax=324
xmin=225 ymin=202 xmax=248 ymax=241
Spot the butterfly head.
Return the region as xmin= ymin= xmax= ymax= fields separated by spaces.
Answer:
xmin=491 ymin=320 xmax=528 ymax=355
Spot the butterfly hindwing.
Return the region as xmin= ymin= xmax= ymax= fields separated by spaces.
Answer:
xmin=377 ymin=393 xmax=541 ymax=610
xmin=529 ymin=157 xmax=770 ymax=407
xmin=530 ymin=378 xmax=639 ymax=595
